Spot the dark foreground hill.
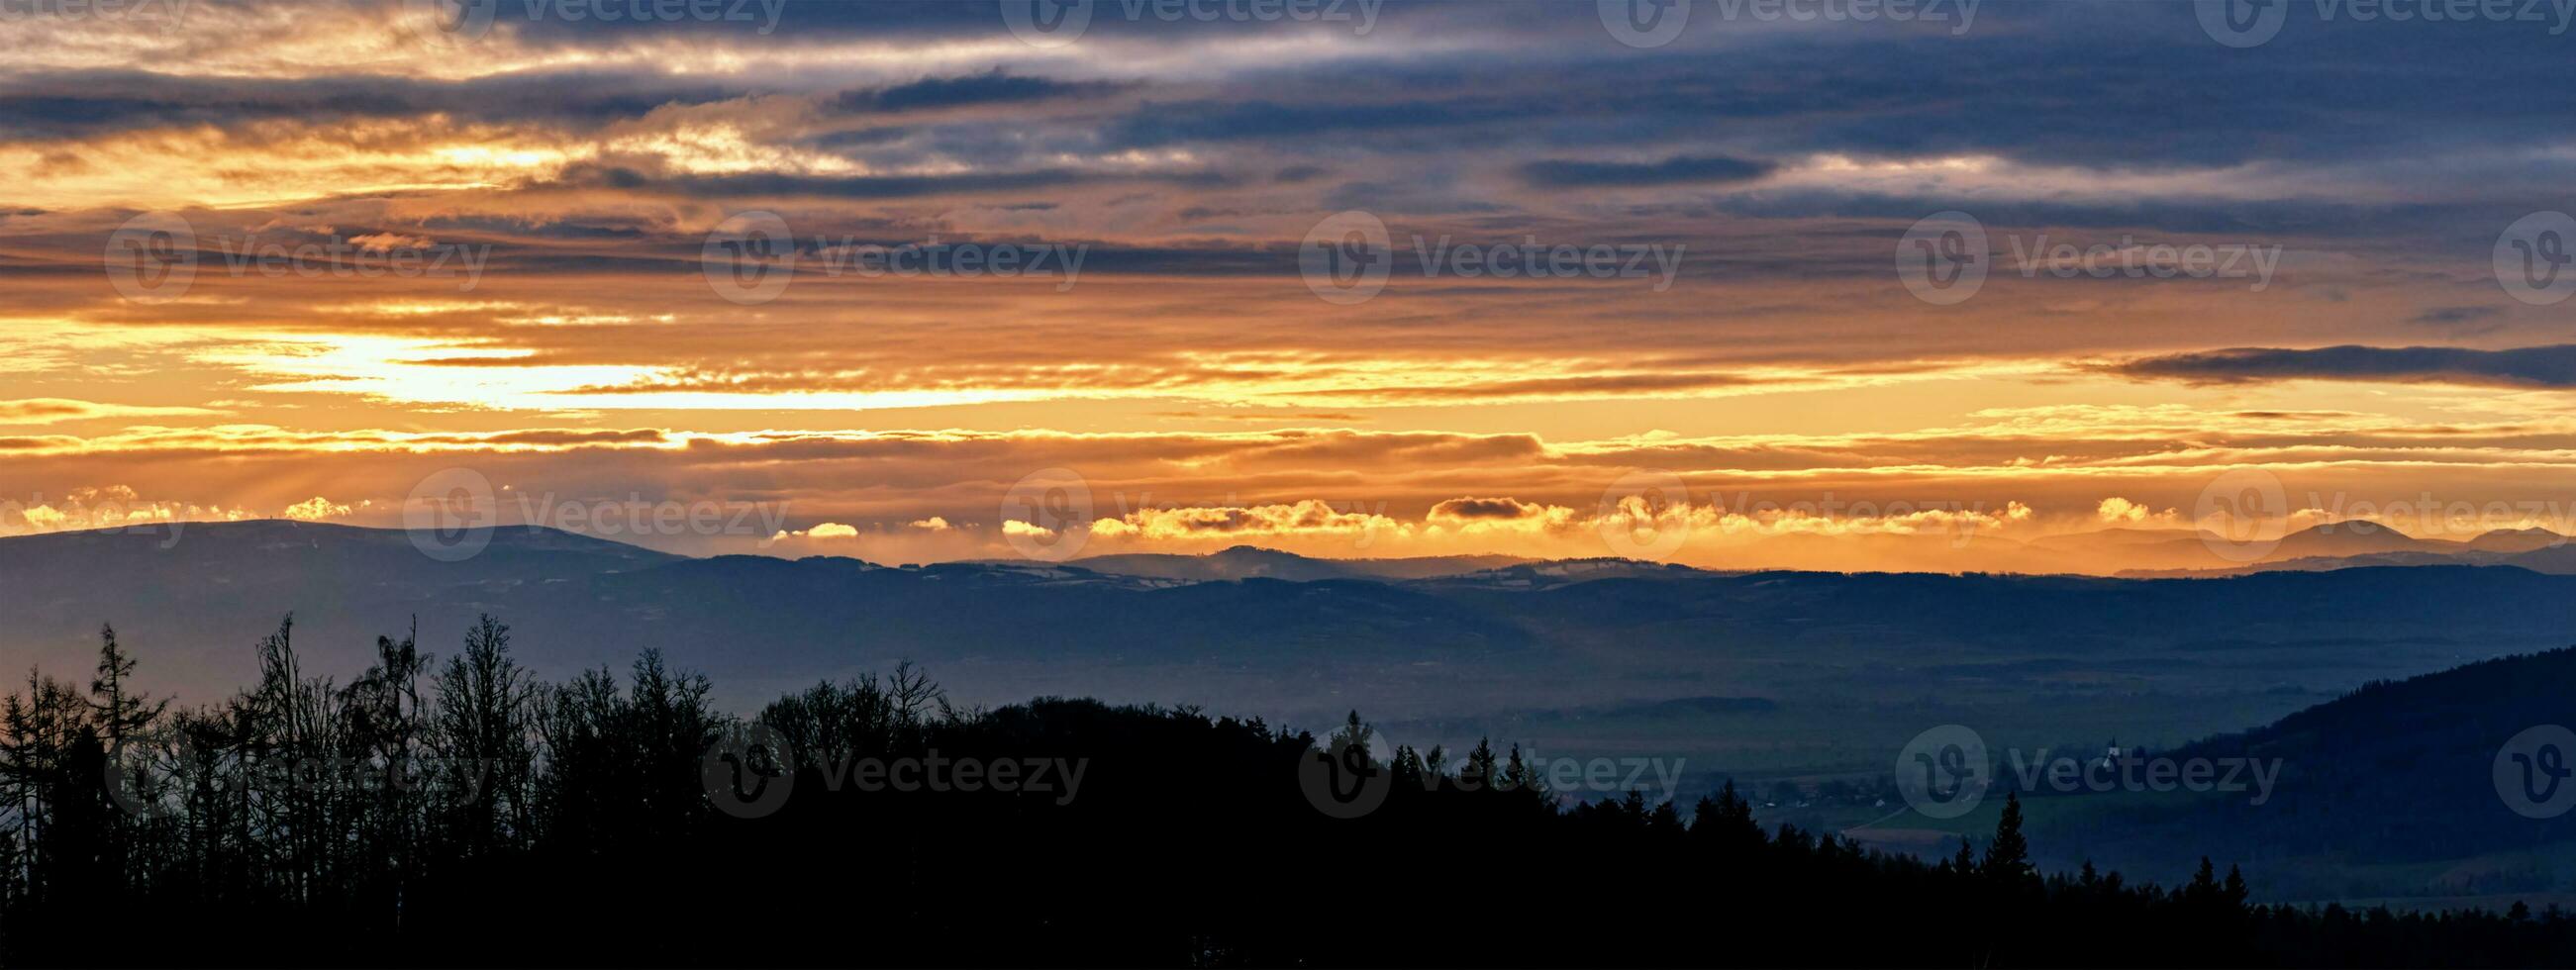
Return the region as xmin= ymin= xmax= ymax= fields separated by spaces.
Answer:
xmin=2006 ymin=647 xmax=2576 ymax=902
xmin=5 ymin=624 xmax=2573 ymax=968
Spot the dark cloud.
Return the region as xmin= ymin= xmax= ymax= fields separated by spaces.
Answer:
xmin=1520 ymin=155 xmax=1775 ymax=188
xmin=835 ymin=70 xmax=1123 ymax=113
xmin=551 ymin=163 xmax=1231 ymax=200
xmin=1705 ymin=189 xmax=2501 ymax=242
xmin=0 ymin=69 xmax=749 ymax=137
xmin=2413 ymin=307 xmax=2505 ymax=325
xmin=2110 ymin=345 xmax=2576 ymax=389
xmin=1428 ymin=497 xmax=1544 ymax=521
xmin=9 ymin=1 xmax=2575 ymax=207
xmin=1103 ymin=98 xmax=1520 ymax=148
xmin=2407 ymin=306 xmax=2507 ymax=339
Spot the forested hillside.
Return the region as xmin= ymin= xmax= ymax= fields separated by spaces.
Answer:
xmin=3 ymin=617 xmax=2573 ymax=966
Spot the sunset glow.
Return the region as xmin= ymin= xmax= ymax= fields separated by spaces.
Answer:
xmin=11 ymin=1 xmax=2576 ymax=574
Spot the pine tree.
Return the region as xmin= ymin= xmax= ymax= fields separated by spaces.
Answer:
xmin=1982 ymin=791 xmax=2031 ymax=882
xmin=1460 ymin=737 xmax=1498 ymax=792
xmin=1328 ymin=710 xmax=1371 ymax=756
xmin=1501 ymin=742 xmax=1548 ymax=801
xmin=86 ymin=625 xmax=166 ymax=748
xmin=1693 ymin=780 xmax=1763 ymax=851
xmin=2187 ymin=856 xmax=2220 ymax=906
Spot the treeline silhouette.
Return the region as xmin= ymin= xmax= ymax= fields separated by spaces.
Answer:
xmin=2 ymin=615 xmax=2573 ymax=967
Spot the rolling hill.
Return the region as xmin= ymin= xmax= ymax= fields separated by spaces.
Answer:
xmin=6 ymin=521 xmax=2574 ymax=803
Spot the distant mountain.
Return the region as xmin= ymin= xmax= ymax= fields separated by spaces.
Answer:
xmin=1720 ymin=524 xmax=2488 ymax=576
xmin=2271 ymin=523 xmax=2456 ymax=558
xmin=2468 ymin=528 xmax=2574 ymax=554
xmin=1056 ymin=545 xmax=1530 ymax=583
xmin=13 ymin=521 xmax=2576 ymax=786
xmin=2029 ymin=527 xmax=2218 ymax=550
xmin=1729 ymin=531 xmax=2074 ymax=574
xmin=0 ymin=520 xmax=680 ymax=686
xmin=1419 ymin=557 xmax=1716 ymax=589
xmin=2120 ymin=528 xmax=2576 ymax=578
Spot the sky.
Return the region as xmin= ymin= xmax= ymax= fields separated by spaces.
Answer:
xmin=8 ymin=0 xmax=2576 ymax=571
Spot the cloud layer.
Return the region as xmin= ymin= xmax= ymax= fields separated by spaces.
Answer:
xmin=7 ymin=2 xmax=2576 ymax=570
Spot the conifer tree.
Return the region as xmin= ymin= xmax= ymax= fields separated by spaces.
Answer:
xmin=1984 ymin=791 xmax=2032 ymax=882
